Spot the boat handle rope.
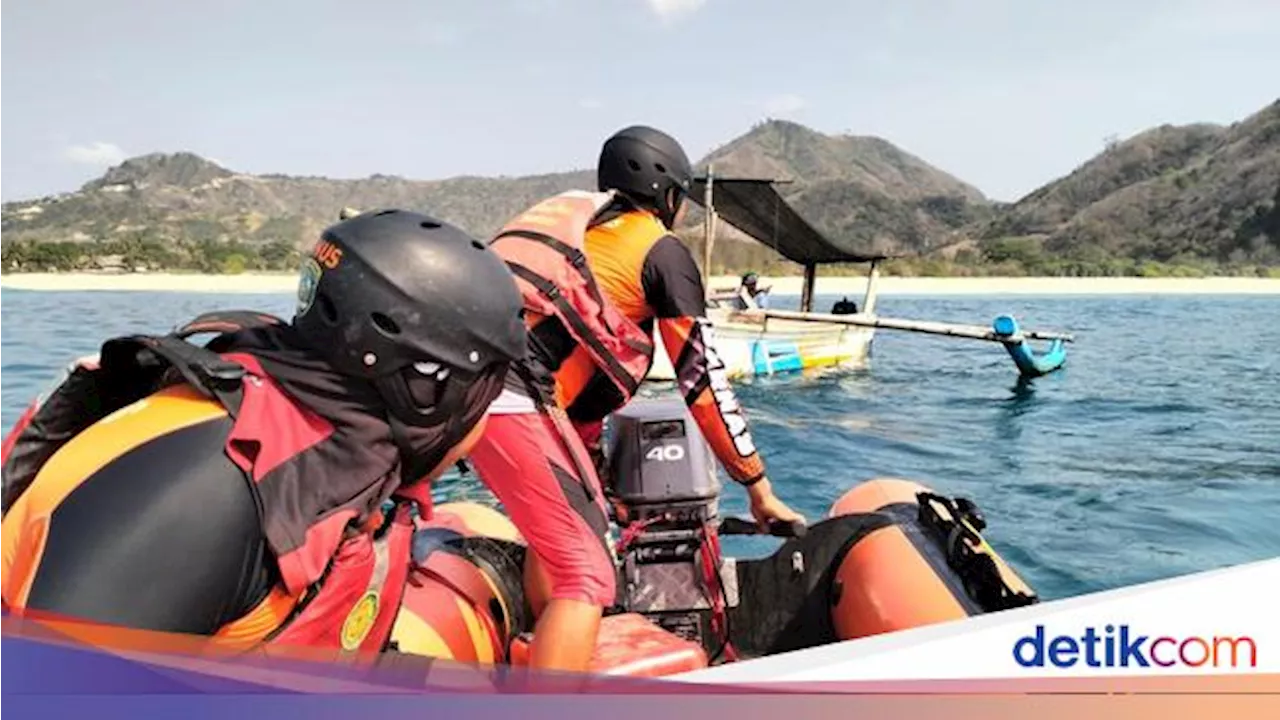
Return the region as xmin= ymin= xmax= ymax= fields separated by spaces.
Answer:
xmin=915 ymin=492 xmax=1038 ymax=612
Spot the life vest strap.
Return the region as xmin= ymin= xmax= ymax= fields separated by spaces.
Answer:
xmin=3 ymin=309 xmax=284 ymax=517
xmin=102 ymin=335 xmax=248 ymax=418
xmin=507 ymin=363 xmax=599 ymax=505
xmin=173 ymin=310 xmax=285 ymax=339
xmin=495 ymin=228 xmax=589 ymax=268
xmin=506 ymin=262 xmax=643 ymax=398
xmin=915 ymin=492 xmax=1038 ymax=611
xmin=494 ymin=224 xmax=607 ymax=309
xmin=489 ymin=192 xmax=653 ymax=403
xmin=698 ymin=522 xmax=738 ymax=662
xmin=98 ymin=310 xmax=286 ymax=421
xmin=412 ymin=550 xmax=505 ymax=659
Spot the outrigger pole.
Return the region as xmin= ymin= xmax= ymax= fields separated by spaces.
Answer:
xmin=744 ymin=308 xmax=1071 ymax=378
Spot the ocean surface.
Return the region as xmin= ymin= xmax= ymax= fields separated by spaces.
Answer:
xmin=3 ymin=288 xmax=1278 ymax=602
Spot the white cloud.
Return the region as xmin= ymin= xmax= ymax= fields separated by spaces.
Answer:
xmin=62 ymin=142 xmax=128 ymax=166
xmin=578 ymin=98 xmax=604 ymax=111
xmin=645 ymin=0 xmax=707 ymax=23
xmin=764 ymin=94 xmax=807 ymax=117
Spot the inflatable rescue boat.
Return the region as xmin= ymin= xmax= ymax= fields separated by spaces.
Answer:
xmin=391 ymin=398 xmax=1038 ymax=676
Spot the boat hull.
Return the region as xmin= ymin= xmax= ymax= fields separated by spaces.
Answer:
xmin=647 ymin=310 xmax=874 ymax=381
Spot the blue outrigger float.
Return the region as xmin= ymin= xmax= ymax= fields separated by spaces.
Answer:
xmin=646 ymin=170 xmax=1072 ymax=382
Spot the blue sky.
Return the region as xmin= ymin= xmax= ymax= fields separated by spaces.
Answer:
xmin=3 ymin=0 xmax=1277 ymax=203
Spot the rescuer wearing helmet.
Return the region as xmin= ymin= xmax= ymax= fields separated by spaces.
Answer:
xmin=469 ymin=125 xmax=805 ymax=673
xmin=1 ymin=210 xmax=526 ymax=657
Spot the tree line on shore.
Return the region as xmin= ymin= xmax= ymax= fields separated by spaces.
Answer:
xmin=1 ymin=237 xmax=300 ymax=275
xmin=675 ymin=232 xmax=1280 ymax=279
xmin=4 ymin=232 xmax=1279 ymax=278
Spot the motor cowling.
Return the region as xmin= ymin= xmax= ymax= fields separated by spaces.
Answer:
xmin=606 ymin=398 xmax=720 ymax=526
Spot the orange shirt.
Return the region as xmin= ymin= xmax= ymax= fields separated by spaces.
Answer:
xmin=545 ymin=205 xmax=765 ymax=485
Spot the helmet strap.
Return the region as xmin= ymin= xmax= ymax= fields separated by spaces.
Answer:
xmin=661 ymin=188 xmax=686 ymax=229
xmin=387 ymin=412 xmax=432 ymax=486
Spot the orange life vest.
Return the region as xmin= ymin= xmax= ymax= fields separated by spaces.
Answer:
xmin=489 ymin=191 xmax=654 ymax=399
xmin=1 ymin=312 xmax=416 ymax=661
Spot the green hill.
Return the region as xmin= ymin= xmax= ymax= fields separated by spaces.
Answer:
xmin=974 ymin=99 xmax=1280 ymax=276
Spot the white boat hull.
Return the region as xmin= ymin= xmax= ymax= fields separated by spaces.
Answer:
xmin=646 ymin=310 xmax=874 ymax=382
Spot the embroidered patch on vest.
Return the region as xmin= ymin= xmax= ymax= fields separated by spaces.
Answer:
xmin=340 ymin=591 xmax=379 ymax=651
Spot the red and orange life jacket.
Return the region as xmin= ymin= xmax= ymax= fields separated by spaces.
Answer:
xmin=0 ymin=312 xmax=415 ymax=659
xmin=489 ymin=190 xmax=655 ymax=400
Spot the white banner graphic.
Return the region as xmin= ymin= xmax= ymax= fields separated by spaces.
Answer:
xmin=672 ymin=557 xmax=1279 ymax=683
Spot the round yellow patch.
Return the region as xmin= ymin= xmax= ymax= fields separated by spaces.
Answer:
xmin=340 ymin=591 xmax=379 ymax=651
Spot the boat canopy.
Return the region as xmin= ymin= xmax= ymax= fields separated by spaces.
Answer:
xmin=687 ymin=176 xmax=889 ymax=266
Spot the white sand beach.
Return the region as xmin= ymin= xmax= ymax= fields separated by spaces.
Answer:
xmin=3 ymin=272 xmax=1279 ymax=296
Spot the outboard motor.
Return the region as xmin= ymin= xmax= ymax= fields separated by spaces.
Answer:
xmin=606 ymin=399 xmax=739 ymax=656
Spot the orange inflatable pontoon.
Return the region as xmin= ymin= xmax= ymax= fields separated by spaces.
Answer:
xmin=390 ymin=399 xmax=1038 ymax=676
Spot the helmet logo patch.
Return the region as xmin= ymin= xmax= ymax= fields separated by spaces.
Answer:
xmin=297 ymin=257 xmax=323 ymax=316
xmin=313 ymin=239 xmax=344 ymax=270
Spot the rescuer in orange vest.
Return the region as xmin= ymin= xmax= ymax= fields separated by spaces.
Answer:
xmin=469 ymin=125 xmax=805 ymax=672
xmin=2 ymin=211 xmax=526 ymax=656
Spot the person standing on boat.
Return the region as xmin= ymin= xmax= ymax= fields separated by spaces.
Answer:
xmin=1 ymin=211 xmax=526 ymax=657
xmin=469 ymin=124 xmax=806 ymax=673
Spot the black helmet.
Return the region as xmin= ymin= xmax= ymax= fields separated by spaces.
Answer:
xmin=597 ymin=125 xmax=694 ymax=228
xmin=293 ymin=209 xmax=526 ymax=428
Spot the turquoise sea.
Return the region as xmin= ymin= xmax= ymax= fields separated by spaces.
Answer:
xmin=3 ymin=288 xmax=1278 ymax=601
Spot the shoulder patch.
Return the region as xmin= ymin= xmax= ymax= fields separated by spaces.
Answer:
xmin=340 ymin=591 xmax=380 ymax=651
xmin=296 ymin=257 xmax=323 ymax=317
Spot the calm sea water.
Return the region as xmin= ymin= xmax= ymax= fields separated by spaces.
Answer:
xmin=2 ymin=288 xmax=1277 ymax=601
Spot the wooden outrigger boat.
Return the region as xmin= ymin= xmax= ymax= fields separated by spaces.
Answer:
xmin=339 ymin=181 xmax=1072 ymax=386
xmin=647 ymin=170 xmax=1074 ymax=382
xmin=647 ymin=268 xmax=883 ymax=382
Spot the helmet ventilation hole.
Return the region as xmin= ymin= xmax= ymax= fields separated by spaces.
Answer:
xmin=471 ymin=240 xmax=486 ymax=250
xmin=627 ymin=159 xmax=642 ymax=172
xmin=318 ymin=294 xmax=339 ymax=325
xmin=654 ymin=162 xmax=667 ymax=173
xmin=371 ymin=312 xmax=402 ymax=336
xmin=420 ymin=220 xmax=441 ymax=229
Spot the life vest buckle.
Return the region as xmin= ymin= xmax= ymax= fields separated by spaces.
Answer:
xmin=196 ymin=361 xmax=247 ymax=387
xmin=953 ymin=496 xmax=986 ymax=532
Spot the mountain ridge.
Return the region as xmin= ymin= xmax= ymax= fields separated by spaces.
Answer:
xmin=4 ymin=101 xmax=1278 ymax=276
xmin=975 ymin=99 xmax=1280 ymax=270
